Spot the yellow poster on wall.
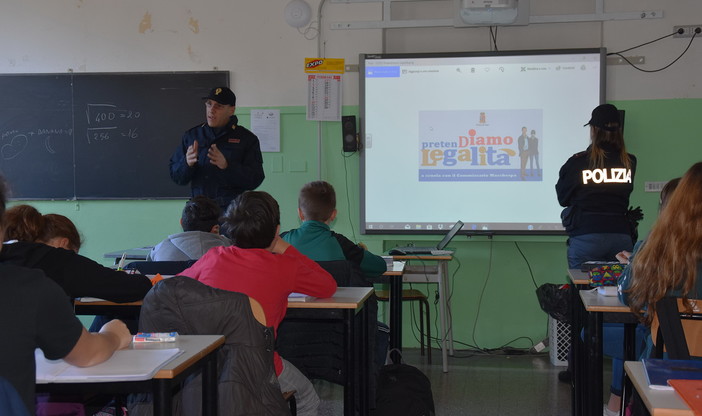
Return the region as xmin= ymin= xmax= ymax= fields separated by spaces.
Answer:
xmin=304 ymin=58 xmax=345 ymax=74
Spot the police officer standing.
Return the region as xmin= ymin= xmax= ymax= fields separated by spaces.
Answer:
xmin=170 ymin=87 xmax=265 ymax=211
xmin=556 ymin=103 xmax=636 ymax=269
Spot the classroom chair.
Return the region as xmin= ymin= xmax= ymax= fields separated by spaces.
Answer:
xmin=651 ymin=297 xmax=702 ymax=360
xmin=375 ymin=289 xmax=432 ymax=364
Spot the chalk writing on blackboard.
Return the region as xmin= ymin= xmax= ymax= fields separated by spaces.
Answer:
xmin=1 ymin=128 xmax=73 ymax=160
xmin=85 ymin=104 xmax=142 ymax=144
xmin=0 ymin=71 xmax=228 ymax=199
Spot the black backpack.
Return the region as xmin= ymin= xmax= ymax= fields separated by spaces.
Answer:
xmin=373 ymin=350 xmax=435 ymax=416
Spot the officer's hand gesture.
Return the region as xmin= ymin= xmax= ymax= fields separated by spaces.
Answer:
xmin=186 ymin=141 xmax=199 ymax=167
xmin=208 ymin=144 xmax=228 ymax=169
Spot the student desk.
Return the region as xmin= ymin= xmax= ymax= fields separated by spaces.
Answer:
xmin=380 ymin=260 xmax=405 ymax=365
xmin=576 ymin=287 xmax=638 ymax=416
xmin=285 ymin=287 xmax=375 ymax=416
xmin=36 ymin=335 xmax=224 ymax=416
xmin=75 ymin=287 xmax=374 ymax=416
xmin=391 ymin=254 xmax=453 ymax=373
xmin=624 ymin=361 xmax=694 ymax=416
xmin=74 ymin=299 xmax=143 ymax=317
xmin=568 ymin=268 xmax=591 ymax=416
xmin=103 ymin=247 xmax=152 ymax=265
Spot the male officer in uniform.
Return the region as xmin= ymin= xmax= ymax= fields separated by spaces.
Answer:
xmin=170 ymin=87 xmax=265 ymax=211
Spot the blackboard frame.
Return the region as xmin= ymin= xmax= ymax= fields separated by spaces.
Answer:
xmin=0 ymin=71 xmax=229 ymax=200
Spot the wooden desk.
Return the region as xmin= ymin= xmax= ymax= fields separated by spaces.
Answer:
xmin=391 ymin=254 xmax=453 ymax=373
xmin=36 ymin=335 xmax=224 ymax=416
xmin=74 ymin=299 xmax=143 ymax=317
xmin=579 ymin=289 xmax=638 ymax=416
xmin=625 ymin=361 xmax=694 ymax=416
xmin=284 ymin=287 xmax=374 ymax=416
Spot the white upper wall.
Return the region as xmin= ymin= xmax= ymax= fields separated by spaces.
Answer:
xmin=0 ymin=0 xmax=700 ymax=105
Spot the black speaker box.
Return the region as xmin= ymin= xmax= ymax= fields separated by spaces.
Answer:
xmin=342 ymin=115 xmax=358 ymax=152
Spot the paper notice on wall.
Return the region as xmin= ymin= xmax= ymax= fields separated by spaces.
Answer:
xmin=306 ymin=73 xmax=342 ymax=122
xmin=250 ymin=109 xmax=280 ymax=152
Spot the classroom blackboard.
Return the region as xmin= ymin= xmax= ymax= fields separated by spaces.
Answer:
xmin=0 ymin=71 xmax=229 ymax=199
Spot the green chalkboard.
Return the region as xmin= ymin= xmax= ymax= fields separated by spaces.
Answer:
xmin=0 ymin=71 xmax=229 ymax=199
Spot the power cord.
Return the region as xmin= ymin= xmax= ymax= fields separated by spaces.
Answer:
xmin=514 ymin=241 xmax=538 ymax=289
xmin=607 ymin=28 xmax=699 ymax=73
xmin=489 ymin=26 xmax=499 ymax=51
xmin=471 ymin=237 xmax=494 ymax=350
xmin=340 ymin=145 xmax=358 ymax=243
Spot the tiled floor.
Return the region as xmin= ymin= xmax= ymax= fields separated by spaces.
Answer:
xmin=317 ymin=347 xmax=613 ymax=415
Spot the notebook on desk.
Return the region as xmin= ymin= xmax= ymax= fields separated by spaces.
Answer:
xmin=391 ymin=220 xmax=463 ymax=255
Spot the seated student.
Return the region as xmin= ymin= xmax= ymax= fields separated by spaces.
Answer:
xmin=0 ymin=180 xmax=132 ymax=416
xmin=148 ymin=195 xmax=231 ymax=261
xmin=282 ymin=180 xmax=387 ymax=277
xmin=39 ymin=213 xmax=83 ymax=252
xmin=281 ymin=180 xmax=389 ymax=372
xmin=593 ymin=177 xmax=680 ymax=416
xmin=179 ymin=191 xmax=337 ymax=416
xmin=0 ymin=204 xmax=152 ymax=303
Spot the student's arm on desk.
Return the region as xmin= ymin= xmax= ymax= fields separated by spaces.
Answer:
xmin=280 ymin=242 xmax=337 ymax=298
xmin=41 ymin=248 xmax=152 ymax=302
xmin=64 ymin=320 xmax=132 ymax=368
xmin=333 ymin=232 xmax=387 ymax=277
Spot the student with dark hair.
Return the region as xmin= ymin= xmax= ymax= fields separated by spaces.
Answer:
xmin=0 ymin=178 xmax=132 ymax=415
xmin=3 ymin=204 xmax=43 ymax=243
xmin=39 ymin=213 xmax=82 ymax=252
xmin=179 ymin=191 xmax=337 ymax=416
xmin=148 ymin=195 xmax=231 ymax=261
xmin=0 ymin=204 xmax=151 ymax=303
xmin=282 ymin=181 xmax=387 ymax=277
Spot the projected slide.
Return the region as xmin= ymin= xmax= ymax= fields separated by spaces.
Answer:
xmin=360 ymin=49 xmax=604 ymax=235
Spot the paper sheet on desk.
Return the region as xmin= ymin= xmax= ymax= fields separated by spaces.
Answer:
xmin=35 ymin=348 xmax=182 ymax=382
xmin=76 ymin=297 xmax=107 ymax=302
xmin=288 ymin=293 xmax=315 ymax=302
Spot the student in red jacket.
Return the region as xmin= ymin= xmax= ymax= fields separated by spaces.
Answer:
xmin=180 ymin=191 xmax=337 ymax=416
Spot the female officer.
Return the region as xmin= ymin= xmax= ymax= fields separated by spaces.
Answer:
xmin=555 ymin=104 xmax=637 ymax=413
xmin=556 ymin=103 xmax=636 ymax=269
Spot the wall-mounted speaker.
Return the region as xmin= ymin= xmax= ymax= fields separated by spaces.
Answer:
xmin=342 ymin=115 xmax=358 ymax=152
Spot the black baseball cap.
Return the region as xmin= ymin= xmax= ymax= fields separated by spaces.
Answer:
xmin=584 ymin=104 xmax=620 ymax=131
xmin=203 ymin=87 xmax=236 ymax=106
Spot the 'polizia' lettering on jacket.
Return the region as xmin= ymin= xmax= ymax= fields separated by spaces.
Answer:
xmin=581 ymin=168 xmax=632 ymax=184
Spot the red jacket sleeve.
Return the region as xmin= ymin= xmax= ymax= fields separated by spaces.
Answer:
xmin=284 ymin=245 xmax=337 ymax=298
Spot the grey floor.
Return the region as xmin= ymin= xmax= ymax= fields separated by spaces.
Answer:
xmin=316 ymin=347 xmax=614 ymax=415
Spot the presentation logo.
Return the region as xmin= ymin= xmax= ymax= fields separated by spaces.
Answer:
xmin=417 ymin=109 xmax=543 ymax=182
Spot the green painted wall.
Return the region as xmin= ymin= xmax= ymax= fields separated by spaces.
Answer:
xmin=11 ymin=98 xmax=702 ymax=350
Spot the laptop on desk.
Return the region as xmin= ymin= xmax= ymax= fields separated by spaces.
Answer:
xmin=391 ymin=221 xmax=463 ymax=255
